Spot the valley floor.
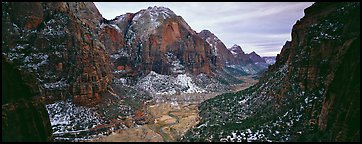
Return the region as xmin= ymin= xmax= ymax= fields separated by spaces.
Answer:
xmin=90 ymin=76 xmax=258 ymax=142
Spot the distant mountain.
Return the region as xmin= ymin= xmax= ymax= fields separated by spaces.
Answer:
xmin=198 ymin=30 xmax=236 ymax=68
xmin=197 ymin=30 xmax=271 ymax=76
xmin=227 ymin=44 xmax=271 ymax=76
xmin=182 ymin=2 xmax=360 ymax=142
xmin=248 ymin=51 xmax=265 ymax=63
xmin=228 ymin=44 xmax=249 ymax=64
xmin=229 ymin=44 xmax=245 ymax=55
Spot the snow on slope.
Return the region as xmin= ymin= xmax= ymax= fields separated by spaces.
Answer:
xmin=46 ymin=99 xmax=104 ymax=135
xmin=135 ymin=71 xmax=206 ymax=96
xmin=130 ymin=6 xmax=176 ymax=39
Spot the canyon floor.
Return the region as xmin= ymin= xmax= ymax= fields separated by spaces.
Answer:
xmin=90 ymin=76 xmax=258 ymax=142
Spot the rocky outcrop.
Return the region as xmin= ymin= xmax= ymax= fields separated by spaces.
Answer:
xmin=100 ymin=6 xmax=216 ymax=78
xmin=229 ymin=45 xmax=266 ymax=64
xmin=198 ymin=30 xmax=235 ymax=67
xmin=301 ymin=3 xmax=360 ymax=141
xmin=2 ymin=2 xmax=113 ymax=106
xmin=183 ymin=2 xmax=359 ymax=142
xmin=197 ymin=31 xmax=267 ymax=67
xmin=262 ymin=2 xmax=360 ymax=141
xmin=2 ymin=57 xmax=53 ymax=141
xmin=228 ymin=44 xmax=248 ymax=64
xmin=197 ymin=30 xmax=270 ymax=76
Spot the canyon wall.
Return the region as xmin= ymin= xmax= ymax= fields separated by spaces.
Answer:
xmin=2 ymin=2 xmax=113 ymax=106
xmin=183 ymin=2 xmax=360 ymax=142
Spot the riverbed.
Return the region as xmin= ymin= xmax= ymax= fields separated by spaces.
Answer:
xmin=91 ymin=76 xmax=258 ymax=142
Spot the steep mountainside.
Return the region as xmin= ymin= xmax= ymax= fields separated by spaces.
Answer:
xmin=197 ymin=30 xmax=236 ymax=67
xmin=2 ymin=2 xmax=113 ymax=106
xmin=100 ymin=6 xmax=216 ymax=78
xmin=182 ymin=2 xmax=360 ymax=142
xmin=2 ymin=3 xmax=243 ymax=141
xmin=228 ymin=44 xmax=249 ymax=64
xmin=197 ymin=30 xmax=271 ymax=76
xmin=99 ymin=6 xmax=243 ymax=95
xmin=2 ymin=2 xmax=133 ymax=141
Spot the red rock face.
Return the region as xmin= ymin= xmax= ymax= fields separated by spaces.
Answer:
xmin=149 ymin=17 xmax=214 ymax=76
xmin=2 ymin=57 xmax=53 ymax=141
xmin=2 ymin=2 xmax=113 ymax=106
xmin=6 ymin=3 xmax=44 ymax=30
xmin=100 ymin=25 xmax=125 ymax=52
xmin=100 ymin=6 xmax=216 ymax=77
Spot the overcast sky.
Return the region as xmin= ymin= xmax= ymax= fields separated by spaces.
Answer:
xmin=94 ymin=2 xmax=314 ymax=56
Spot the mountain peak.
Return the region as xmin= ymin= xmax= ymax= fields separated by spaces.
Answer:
xmin=198 ymin=29 xmax=221 ymax=45
xmin=130 ymin=6 xmax=177 ymax=26
xmin=229 ymin=44 xmax=244 ymax=55
xmin=138 ymin=6 xmax=176 ymax=19
xmin=147 ymin=6 xmax=172 ymax=11
xmin=200 ymin=29 xmax=212 ymax=34
xmin=198 ymin=29 xmax=216 ymax=38
xmin=232 ymin=44 xmax=240 ymax=48
xmin=248 ymin=51 xmax=266 ymax=63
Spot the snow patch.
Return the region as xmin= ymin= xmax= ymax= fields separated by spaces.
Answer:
xmin=136 ymin=71 xmax=205 ymax=96
xmin=176 ymin=74 xmax=206 ymax=93
xmin=46 ymin=99 xmax=104 ymax=135
xmin=43 ymin=78 xmax=68 ymax=90
xmin=110 ymin=24 xmax=121 ymax=32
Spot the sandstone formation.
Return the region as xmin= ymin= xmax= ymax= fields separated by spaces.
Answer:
xmin=183 ymin=2 xmax=360 ymax=142
xmin=100 ymin=6 xmax=216 ymax=78
xmin=2 ymin=2 xmax=113 ymax=106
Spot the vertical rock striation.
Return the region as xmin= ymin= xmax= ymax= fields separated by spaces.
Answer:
xmin=2 ymin=2 xmax=113 ymax=106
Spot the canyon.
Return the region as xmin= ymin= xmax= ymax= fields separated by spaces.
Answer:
xmin=182 ymin=2 xmax=360 ymax=142
xmin=2 ymin=2 xmax=359 ymax=142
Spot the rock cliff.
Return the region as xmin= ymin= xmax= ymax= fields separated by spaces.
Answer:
xmin=2 ymin=2 xmax=113 ymax=106
xmin=197 ymin=30 xmax=271 ymax=76
xmin=100 ymin=6 xmax=216 ymax=78
xmin=183 ymin=2 xmax=360 ymax=142
xmin=198 ymin=30 xmax=235 ymax=67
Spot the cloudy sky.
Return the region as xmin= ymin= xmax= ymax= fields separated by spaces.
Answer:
xmin=94 ymin=2 xmax=314 ymax=56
